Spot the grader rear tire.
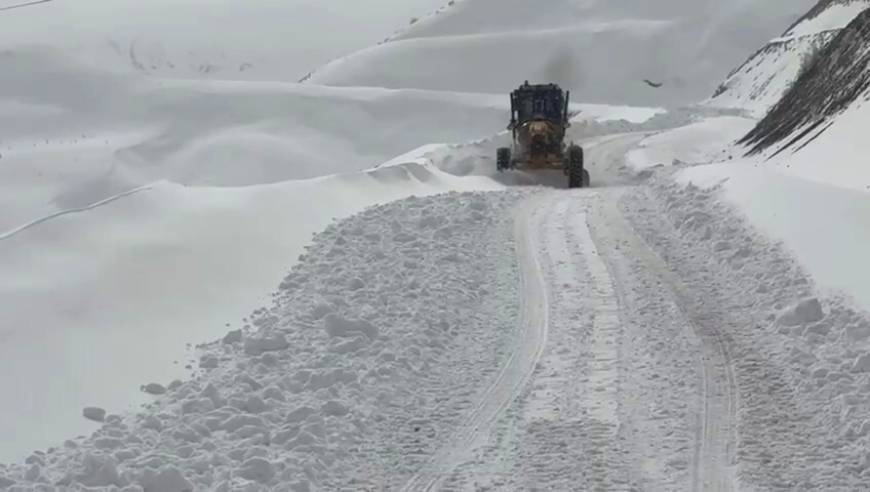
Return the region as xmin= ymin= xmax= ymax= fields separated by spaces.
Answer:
xmin=496 ymin=147 xmax=511 ymax=172
xmin=567 ymin=145 xmax=586 ymax=189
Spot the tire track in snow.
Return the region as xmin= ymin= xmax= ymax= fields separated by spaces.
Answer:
xmin=509 ymin=191 xmax=626 ymax=489
xmin=594 ymin=191 xmax=737 ymax=492
xmin=401 ymin=195 xmax=550 ymax=492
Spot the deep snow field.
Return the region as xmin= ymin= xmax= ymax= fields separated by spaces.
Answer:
xmin=4 ymin=0 xmax=870 ymax=490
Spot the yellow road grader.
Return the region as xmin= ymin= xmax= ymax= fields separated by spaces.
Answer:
xmin=496 ymin=82 xmax=590 ymax=188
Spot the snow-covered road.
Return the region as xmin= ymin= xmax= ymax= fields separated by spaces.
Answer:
xmin=399 ymin=134 xmax=870 ymax=491
xmin=415 ymin=184 xmax=737 ymax=491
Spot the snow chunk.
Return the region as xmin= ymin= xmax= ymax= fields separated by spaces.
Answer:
xmin=83 ymin=407 xmax=106 ymax=422
xmin=776 ymin=298 xmax=825 ymax=327
xmin=243 ymin=396 xmax=267 ymax=414
xmin=322 ymin=314 xmax=378 ymax=339
xmin=141 ymin=416 xmax=163 ymax=432
xmin=94 ymin=437 xmax=124 ymax=450
xmin=201 ymin=383 xmax=226 ymax=408
xmin=142 ymin=383 xmax=166 ymax=395
xmin=329 ymin=336 xmax=368 ymax=354
xmin=321 ymin=400 xmax=350 ymax=417
xmin=222 ymin=329 xmax=243 ymax=345
xmin=286 ymin=406 xmax=317 ymax=424
xmin=310 ymin=303 xmax=333 ymax=320
xmin=845 ymin=322 xmax=870 ymax=342
xmin=262 ymin=386 xmax=285 ymax=402
xmin=23 ymin=464 xmax=40 ymax=481
xmin=139 ymin=467 xmax=194 ymax=492
xmin=237 ymin=457 xmax=275 ymax=483
xmin=70 ymin=454 xmax=122 ymax=488
xmin=220 ymin=414 xmax=266 ymax=432
xmin=181 ymin=398 xmax=214 ymax=415
xmin=199 ymin=355 xmax=219 ymax=369
xmin=0 ymin=476 xmax=14 ymax=488
xmin=244 ymin=333 xmax=290 ymax=355
xmin=851 ymin=354 xmax=870 ymax=373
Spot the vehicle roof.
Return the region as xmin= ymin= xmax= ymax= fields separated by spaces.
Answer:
xmin=513 ymin=81 xmax=564 ymax=93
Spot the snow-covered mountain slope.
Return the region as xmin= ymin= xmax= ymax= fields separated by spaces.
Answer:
xmin=305 ymin=0 xmax=816 ymax=106
xmin=735 ymin=7 xmax=870 ymax=191
xmin=708 ymin=0 xmax=869 ymax=115
xmin=0 ymin=0 xmax=449 ymax=81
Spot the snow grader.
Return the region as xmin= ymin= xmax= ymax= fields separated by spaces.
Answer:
xmin=496 ymin=81 xmax=589 ymax=188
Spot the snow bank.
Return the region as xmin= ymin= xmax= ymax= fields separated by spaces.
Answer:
xmin=575 ymin=104 xmax=666 ymax=124
xmin=0 ymin=191 xmax=524 ymax=490
xmin=626 ymin=116 xmax=755 ymax=169
xmin=629 ymin=177 xmax=870 ymax=489
xmin=675 ymin=161 xmax=870 ymax=312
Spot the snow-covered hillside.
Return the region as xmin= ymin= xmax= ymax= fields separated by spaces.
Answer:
xmin=0 ymin=0 xmax=450 ymax=81
xmin=736 ymin=5 xmax=870 ymax=190
xmin=708 ymin=0 xmax=870 ymax=115
xmin=306 ymin=0 xmax=816 ymax=106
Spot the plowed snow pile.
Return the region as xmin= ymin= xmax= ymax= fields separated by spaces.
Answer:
xmin=0 ymin=191 xmax=524 ymax=490
xmin=627 ymin=177 xmax=870 ymax=489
